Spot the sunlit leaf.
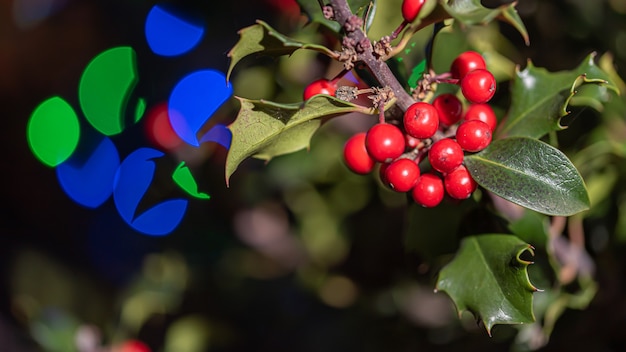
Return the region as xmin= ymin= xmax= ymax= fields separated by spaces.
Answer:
xmin=436 ymin=234 xmax=538 ymax=335
xmin=226 ymin=95 xmax=374 ymax=184
xmin=227 ymin=20 xmax=336 ymax=81
xmin=497 ymin=53 xmax=619 ymax=139
xmin=464 ymin=137 xmax=590 ymax=216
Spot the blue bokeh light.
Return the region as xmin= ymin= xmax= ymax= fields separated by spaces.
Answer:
xmin=168 ymin=70 xmax=233 ymax=147
xmin=113 ymin=148 xmax=188 ymax=236
xmin=199 ymin=123 xmax=232 ymax=149
xmin=145 ymin=4 xmax=205 ymax=57
xmin=56 ymin=135 xmax=119 ymax=208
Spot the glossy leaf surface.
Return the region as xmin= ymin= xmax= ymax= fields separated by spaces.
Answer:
xmin=465 ymin=137 xmax=590 ymax=216
xmin=497 ymin=53 xmax=618 ymax=139
xmin=436 ymin=234 xmax=537 ymax=334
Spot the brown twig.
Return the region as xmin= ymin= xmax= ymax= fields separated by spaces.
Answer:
xmin=329 ymin=0 xmax=415 ymax=112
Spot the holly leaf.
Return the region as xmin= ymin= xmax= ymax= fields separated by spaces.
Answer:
xmin=297 ymin=0 xmax=376 ymax=33
xmin=497 ymin=53 xmax=619 ymax=139
xmin=464 ymin=137 xmax=590 ymax=216
xmin=436 ymin=234 xmax=538 ymax=335
xmin=441 ymin=0 xmax=529 ymax=45
xmin=227 ymin=20 xmax=336 ymax=81
xmin=226 ymin=95 xmax=373 ymax=184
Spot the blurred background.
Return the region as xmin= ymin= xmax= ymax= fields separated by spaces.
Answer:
xmin=2 ymin=0 xmax=626 ymax=351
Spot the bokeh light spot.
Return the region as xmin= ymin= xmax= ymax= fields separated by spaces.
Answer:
xmin=168 ymin=70 xmax=233 ymax=147
xmin=79 ymin=46 xmax=139 ymax=136
xmin=145 ymin=4 xmax=205 ymax=57
xmin=27 ymin=96 xmax=80 ymax=167
xmin=144 ymin=102 xmax=183 ymax=150
xmin=114 ymin=148 xmax=187 ymax=236
xmin=172 ymin=162 xmax=210 ymax=199
xmin=199 ymin=123 xmax=232 ymax=149
xmin=134 ymin=98 xmax=146 ymax=123
xmin=56 ymin=134 xmax=119 ymax=208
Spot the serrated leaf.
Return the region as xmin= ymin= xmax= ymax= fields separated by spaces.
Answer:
xmin=497 ymin=53 xmax=619 ymax=139
xmin=464 ymin=137 xmax=590 ymax=216
xmin=297 ymin=0 xmax=376 ymax=33
xmin=441 ymin=0 xmax=528 ymax=45
xmin=227 ymin=20 xmax=335 ymax=81
xmin=436 ymin=234 xmax=538 ymax=335
xmin=226 ymin=95 xmax=372 ymax=184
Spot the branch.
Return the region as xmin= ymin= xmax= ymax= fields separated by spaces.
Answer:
xmin=329 ymin=0 xmax=415 ymax=112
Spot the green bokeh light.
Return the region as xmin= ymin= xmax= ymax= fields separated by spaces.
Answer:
xmin=408 ymin=59 xmax=426 ymax=89
xmin=134 ymin=98 xmax=146 ymax=124
xmin=27 ymin=96 xmax=80 ymax=167
xmin=79 ymin=46 xmax=139 ymax=136
xmin=172 ymin=162 xmax=210 ymax=199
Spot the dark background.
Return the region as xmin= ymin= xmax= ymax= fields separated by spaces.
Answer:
xmin=2 ymin=0 xmax=626 ymax=351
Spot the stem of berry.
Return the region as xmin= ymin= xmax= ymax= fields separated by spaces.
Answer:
xmin=391 ymin=21 xmax=408 ymax=40
xmin=387 ymin=6 xmax=450 ymax=59
xmin=329 ymin=0 xmax=415 ymax=112
xmin=378 ymin=101 xmax=386 ymax=124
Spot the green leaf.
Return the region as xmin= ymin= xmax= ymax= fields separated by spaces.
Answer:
xmin=497 ymin=53 xmax=619 ymax=139
xmin=227 ymin=20 xmax=336 ymax=81
xmin=296 ymin=0 xmax=376 ymax=34
xmin=226 ymin=95 xmax=373 ymax=184
xmin=436 ymin=234 xmax=538 ymax=335
xmin=464 ymin=137 xmax=590 ymax=216
xmin=441 ymin=0 xmax=529 ymax=45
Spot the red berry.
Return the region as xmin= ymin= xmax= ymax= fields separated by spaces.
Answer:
xmin=463 ymin=103 xmax=497 ymax=132
xmin=403 ymin=102 xmax=439 ymax=139
xmin=303 ymin=79 xmax=337 ymax=101
xmin=384 ymin=158 xmax=420 ymax=192
xmin=461 ymin=69 xmax=496 ymax=104
xmin=412 ymin=173 xmax=444 ymax=207
xmin=432 ymin=93 xmax=463 ymax=126
xmin=402 ymin=0 xmax=426 ymax=23
xmin=343 ymin=132 xmax=375 ymax=174
xmin=365 ymin=123 xmax=406 ymax=163
xmin=428 ymin=138 xmax=464 ymax=174
xmin=456 ymin=120 xmax=492 ymax=152
xmin=444 ymin=165 xmax=477 ymax=199
xmin=450 ymin=51 xmax=487 ymax=80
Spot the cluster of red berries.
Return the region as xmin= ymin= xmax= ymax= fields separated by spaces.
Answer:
xmin=342 ymin=51 xmax=497 ymax=208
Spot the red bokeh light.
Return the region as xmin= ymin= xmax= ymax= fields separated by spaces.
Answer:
xmin=144 ymin=102 xmax=183 ymax=151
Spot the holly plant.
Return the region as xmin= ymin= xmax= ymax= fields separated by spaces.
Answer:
xmin=225 ymin=0 xmax=621 ymax=346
